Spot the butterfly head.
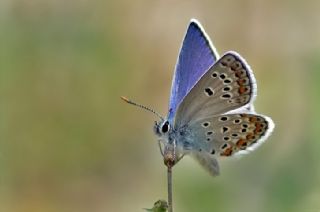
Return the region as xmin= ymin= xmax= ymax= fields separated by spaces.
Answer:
xmin=154 ymin=120 xmax=182 ymax=167
xmin=121 ymin=96 xmax=180 ymax=166
xmin=154 ymin=120 xmax=170 ymax=137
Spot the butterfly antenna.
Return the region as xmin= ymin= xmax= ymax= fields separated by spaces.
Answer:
xmin=121 ymin=96 xmax=164 ymax=121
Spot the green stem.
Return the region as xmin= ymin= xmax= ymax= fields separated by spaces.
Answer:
xmin=167 ymin=166 xmax=173 ymax=212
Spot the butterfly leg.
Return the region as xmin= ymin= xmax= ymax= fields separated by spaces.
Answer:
xmin=158 ymin=140 xmax=165 ymax=156
xmin=176 ymin=154 xmax=185 ymax=164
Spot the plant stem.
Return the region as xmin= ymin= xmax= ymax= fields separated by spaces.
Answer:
xmin=167 ymin=166 xmax=173 ymax=212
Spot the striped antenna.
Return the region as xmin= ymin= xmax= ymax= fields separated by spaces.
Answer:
xmin=121 ymin=96 xmax=164 ymax=121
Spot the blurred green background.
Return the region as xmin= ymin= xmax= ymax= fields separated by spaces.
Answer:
xmin=1 ymin=0 xmax=319 ymax=211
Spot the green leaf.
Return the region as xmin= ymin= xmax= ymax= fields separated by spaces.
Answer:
xmin=144 ymin=199 xmax=168 ymax=212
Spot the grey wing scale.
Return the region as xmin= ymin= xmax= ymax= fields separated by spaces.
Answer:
xmin=192 ymin=151 xmax=220 ymax=176
xmin=174 ymin=51 xmax=257 ymax=127
xmin=186 ymin=113 xmax=274 ymax=157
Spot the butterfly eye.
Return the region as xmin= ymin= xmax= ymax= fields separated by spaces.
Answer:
xmin=161 ymin=121 xmax=170 ymax=133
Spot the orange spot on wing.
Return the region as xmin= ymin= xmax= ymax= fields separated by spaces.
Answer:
xmin=221 ymin=147 xmax=233 ymax=156
xmin=255 ymin=126 xmax=264 ymax=134
xmin=236 ymin=139 xmax=248 ymax=149
xmin=230 ymin=64 xmax=236 ymax=71
xmin=235 ymin=71 xmax=242 ymax=78
xmin=239 ymin=86 xmax=246 ymax=94
xmin=246 ymin=133 xmax=255 ymax=140
xmin=256 ymin=123 xmax=265 ymax=128
xmin=255 ymin=122 xmax=264 ymax=130
xmin=249 ymin=117 xmax=258 ymax=122
xmin=237 ymin=79 xmax=247 ymax=86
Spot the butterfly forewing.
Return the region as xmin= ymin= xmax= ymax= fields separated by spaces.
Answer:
xmin=187 ymin=114 xmax=274 ymax=157
xmin=174 ymin=52 xmax=257 ymax=127
xmin=192 ymin=151 xmax=220 ymax=176
xmin=168 ymin=20 xmax=219 ymax=121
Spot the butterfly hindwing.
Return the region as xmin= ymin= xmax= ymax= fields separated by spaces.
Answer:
xmin=174 ymin=52 xmax=257 ymax=127
xmin=187 ymin=113 xmax=274 ymax=157
xmin=168 ymin=20 xmax=219 ymax=121
xmin=192 ymin=151 xmax=220 ymax=176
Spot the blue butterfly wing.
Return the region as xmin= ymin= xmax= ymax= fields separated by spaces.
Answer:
xmin=168 ymin=19 xmax=219 ymax=121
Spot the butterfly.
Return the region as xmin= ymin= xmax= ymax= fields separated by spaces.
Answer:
xmin=122 ymin=19 xmax=274 ymax=176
